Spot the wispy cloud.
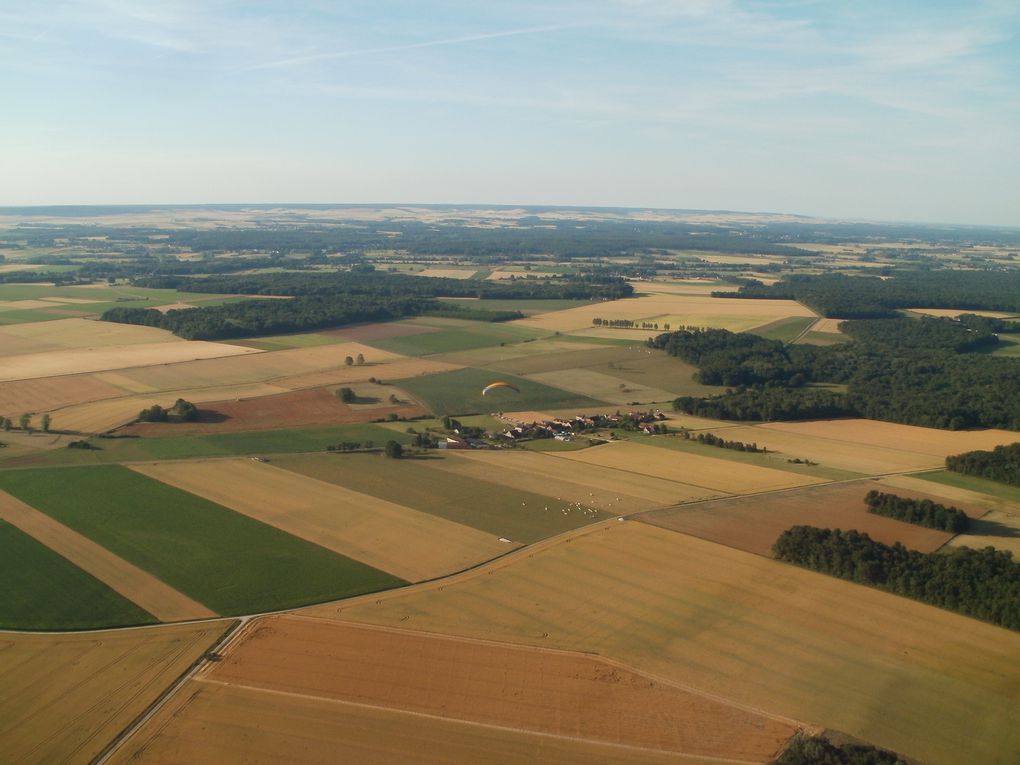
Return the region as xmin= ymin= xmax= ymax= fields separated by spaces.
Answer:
xmin=239 ymin=22 xmax=583 ymax=72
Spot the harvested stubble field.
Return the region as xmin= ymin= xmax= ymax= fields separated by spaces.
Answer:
xmin=132 ymin=459 xmax=512 ymax=582
xmin=365 ymin=321 xmax=547 ymax=357
xmin=760 ymin=419 xmax=1020 ymax=459
xmin=0 ymin=340 xmax=259 ymax=382
xmin=325 ymin=523 xmax=1020 ymax=765
xmin=89 ymin=341 xmax=387 ymax=392
xmin=557 ymin=441 xmax=827 ymax=494
xmin=0 ymin=621 xmax=233 ymax=765
xmin=120 ymin=387 xmax=425 ymax=437
xmin=0 ymin=373 xmax=128 ymax=418
xmin=429 ymin=449 xmax=693 ymax=514
xmin=155 ymin=616 xmax=795 ymax=762
xmin=51 ymin=382 xmax=289 ymax=433
xmin=513 ymin=294 xmax=814 ymax=333
xmin=112 ymin=679 xmax=727 ymax=765
xmin=639 ymin=480 xmax=956 ymax=557
xmin=0 ymin=316 xmax=181 ymax=356
xmin=694 ymin=424 xmax=941 ymax=475
xmin=0 ymin=465 xmax=403 ymax=615
xmin=0 ymin=490 xmax=214 ymax=622
xmin=274 ymin=452 xmax=604 ymax=543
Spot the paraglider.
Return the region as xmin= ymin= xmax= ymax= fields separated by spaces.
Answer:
xmin=482 ymin=381 xmax=520 ymax=396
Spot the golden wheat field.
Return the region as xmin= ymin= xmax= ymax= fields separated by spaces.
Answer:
xmin=322 ymin=523 xmax=1020 ymax=765
xmin=0 ymin=621 xmax=233 ymax=764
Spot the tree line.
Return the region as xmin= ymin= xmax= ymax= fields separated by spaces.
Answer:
xmin=772 ymin=526 xmax=1020 ymax=631
xmin=678 ymin=428 xmax=765 ymax=452
xmin=946 ymin=443 xmax=1020 ymax=486
xmin=864 ymin=490 xmax=970 ymax=532
xmin=652 ymin=319 xmax=1020 ymax=430
xmin=713 ymin=271 xmax=1020 ymax=318
xmin=771 ymin=733 xmax=906 ymax=765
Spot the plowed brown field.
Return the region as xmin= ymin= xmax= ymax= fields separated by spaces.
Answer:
xmin=639 ymin=480 xmax=956 ymax=556
xmin=120 ymin=615 xmax=795 ymax=763
xmin=120 ymin=387 xmax=425 ymax=436
xmin=0 ymin=621 xmax=232 ymax=764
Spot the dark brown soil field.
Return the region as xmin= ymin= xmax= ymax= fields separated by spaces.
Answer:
xmin=639 ymin=480 xmax=958 ymax=556
xmin=120 ymin=387 xmax=424 ymax=435
xmin=197 ymin=615 xmax=796 ymax=762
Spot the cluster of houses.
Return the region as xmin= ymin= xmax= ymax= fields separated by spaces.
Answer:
xmin=434 ymin=409 xmax=669 ymax=449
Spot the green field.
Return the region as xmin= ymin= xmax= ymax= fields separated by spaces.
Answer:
xmin=273 ymin=453 xmax=603 ymax=543
xmin=917 ymin=470 xmax=1020 ymax=503
xmin=436 ymin=298 xmax=596 ymax=315
xmin=989 ymin=333 xmax=1020 ymax=357
xmin=746 ymin=316 xmax=816 ymax=342
xmin=0 ymin=424 xmax=414 ymax=468
xmin=0 ymin=519 xmax=156 ymax=630
xmin=396 ymin=367 xmax=604 ymax=415
xmin=0 ymin=466 xmax=404 ymax=615
xmin=364 ymin=319 xmax=547 ymax=356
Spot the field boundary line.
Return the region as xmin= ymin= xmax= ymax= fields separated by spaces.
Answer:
xmin=91 ymin=618 xmax=243 ymax=765
xmin=192 ymin=676 xmax=768 ymax=765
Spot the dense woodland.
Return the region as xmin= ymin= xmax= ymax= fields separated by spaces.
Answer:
xmin=946 ymin=443 xmax=1020 ymax=486
xmin=771 ymin=734 xmax=906 ymax=765
xmin=101 ymin=272 xmax=626 ymax=339
xmin=773 ymin=526 xmax=1020 ymax=631
xmin=864 ymin=490 xmax=969 ymax=532
xmin=715 ymin=271 xmax=1020 ymax=317
xmin=654 ymin=317 xmax=1020 ymax=429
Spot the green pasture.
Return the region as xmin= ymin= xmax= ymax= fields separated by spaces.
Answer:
xmin=364 ymin=318 xmax=547 ymax=356
xmin=0 ymin=466 xmax=404 ymax=615
xmin=396 ymin=367 xmax=604 ymax=416
xmin=917 ymin=470 xmax=1020 ymax=504
xmin=747 ymin=316 xmax=816 ymax=342
xmin=0 ymin=519 xmax=156 ymax=630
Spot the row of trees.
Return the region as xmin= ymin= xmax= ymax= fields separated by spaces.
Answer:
xmin=946 ymin=442 xmax=1020 ymax=486
xmin=0 ymin=414 xmax=51 ymax=432
xmin=677 ymin=428 xmax=765 ymax=452
xmin=652 ymin=318 xmax=1020 ymax=429
xmin=773 ymin=526 xmax=1020 ymax=631
xmin=864 ymin=490 xmax=970 ymax=532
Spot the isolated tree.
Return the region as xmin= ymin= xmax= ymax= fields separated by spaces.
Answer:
xmin=19 ymin=413 xmax=31 ymax=431
xmin=384 ymin=440 xmax=403 ymax=459
xmin=388 ymin=394 xmax=399 ymax=404
xmin=356 ymin=353 xmax=365 ymax=365
xmin=337 ymin=387 xmax=355 ymax=403
xmin=40 ymin=413 xmax=51 ymax=433
xmin=344 ymin=355 xmax=354 ymax=366
xmin=0 ymin=417 xmax=9 ymax=432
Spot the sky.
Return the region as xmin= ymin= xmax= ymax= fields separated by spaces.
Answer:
xmin=1 ymin=0 xmax=1018 ymax=225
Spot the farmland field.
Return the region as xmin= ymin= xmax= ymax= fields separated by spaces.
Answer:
xmin=434 ymin=449 xmax=724 ymax=507
xmin=747 ymin=315 xmax=816 ymax=342
xmin=0 ymin=317 xmax=181 ymax=356
xmin=0 ymin=490 xmax=215 ymax=622
xmin=325 ymin=523 xmax=1020 ymax=765
xmin=132 ymin=459 xmax=513 ymax=581
xmin=0 ymin=518 xmax=154 ymax=629
xmin=396 ymin=367 xmax=604 ymax=415
xmin=274 ymin=452 xmax=605 ymax=542
xmin=120 ymin=387 xmax=425 ymax=436
xmin=556 ymin=441 xmax=827 ymax=493
xmin=639 ymin=480 xmax=956 ymax=556
xmin=0 ymin=340 xmax=258 ymax=382
xmin=364 ymin=320 xmax=547 ymax=357
xmin=0 ymin=465 xmax=404 ymax=614
xmin=110 ymin=679 xmax=728 ymax=765
xmin=524 ymin=368 xmax=677 ymax=404
xmin=157 ymin=616 xmax=796 ymax=762
xmin=0 ymin=621 xmax=233 ymax=765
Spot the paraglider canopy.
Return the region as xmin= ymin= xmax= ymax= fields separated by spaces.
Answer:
xmin=482 ymin=381 xmax=520 ymax=396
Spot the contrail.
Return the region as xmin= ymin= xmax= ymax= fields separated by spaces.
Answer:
xmin=241 ymin=23 xmax=582 ymax=71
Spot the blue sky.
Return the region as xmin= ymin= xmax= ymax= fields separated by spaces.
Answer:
xmin=2 ymin=1 xmax=1018 ymax=224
